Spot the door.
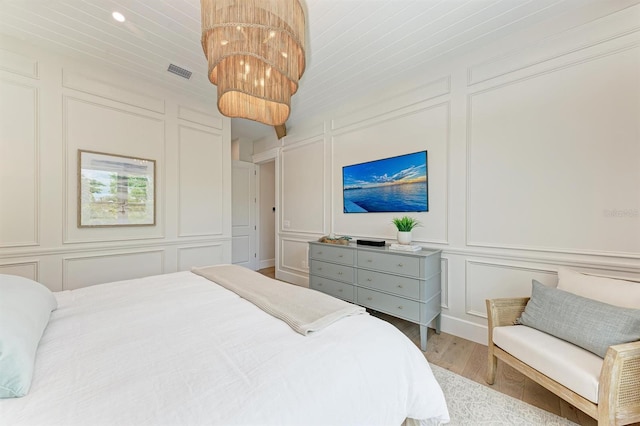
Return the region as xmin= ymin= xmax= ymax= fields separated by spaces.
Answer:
xmin=232 ymin=161 xmax=257 ymax=269
xmin=257 ymin=160 xmax=276 ymax=270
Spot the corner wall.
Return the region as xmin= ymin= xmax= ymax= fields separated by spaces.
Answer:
xmin=0 ymin=35 xmax=233 ymax=291
xmin=258 ymin=2 xmax=640 ymax=344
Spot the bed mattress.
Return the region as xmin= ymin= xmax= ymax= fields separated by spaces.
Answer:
xmin=0 ymin=271 xmax=449 ymax=425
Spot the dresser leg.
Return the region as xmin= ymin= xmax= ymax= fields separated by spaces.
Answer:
xmin=435 ymin=314 xmax=441 ymax=335
xmin=420 ymin=325 xmax=427 ymax=351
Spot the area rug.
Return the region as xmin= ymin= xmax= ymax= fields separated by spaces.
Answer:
xmin=430 ymin=364 xmax=577 ymax=425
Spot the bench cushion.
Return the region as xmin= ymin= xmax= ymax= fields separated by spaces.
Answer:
xmin=493 ymin=325 xmax=603 ymax=403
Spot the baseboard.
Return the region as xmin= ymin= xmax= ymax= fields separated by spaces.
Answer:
xmin=440 ymin=314 xmax=488 ymax=346
xmin=258 ymin=259 xmax=275 ymax=270
xmin=276 ymin=268 xmax=309 ymax=287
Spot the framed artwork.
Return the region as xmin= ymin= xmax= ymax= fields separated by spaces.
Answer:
xmin=78 ymin=150 xmax=156 ymax=227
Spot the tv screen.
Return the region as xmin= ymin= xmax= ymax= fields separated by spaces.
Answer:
xmin=342 ymin=151 xmax=428 ymax=213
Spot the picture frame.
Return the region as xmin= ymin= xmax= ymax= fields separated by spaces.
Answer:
xmin=78 ymin=150 xmax=156 ymax=227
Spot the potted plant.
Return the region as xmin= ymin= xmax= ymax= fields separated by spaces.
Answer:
xmin=392 ymin=216 xmax=421 ymax=245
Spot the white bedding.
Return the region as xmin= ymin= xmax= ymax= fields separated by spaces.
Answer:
xmin=0 ymin=271 xmax=449 ymax=426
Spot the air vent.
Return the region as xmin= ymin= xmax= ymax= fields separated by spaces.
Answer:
xmin=167 ymin=64 xmax=192 ymax=79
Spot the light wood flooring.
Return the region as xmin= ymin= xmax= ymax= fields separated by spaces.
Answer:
xmin=257 ymin=267 xmax=603 ymax=426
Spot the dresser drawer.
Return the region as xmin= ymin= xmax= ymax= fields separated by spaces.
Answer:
xmin=309 ymin=276 xmax=355 ymax=302
xmin=309 ymin=244 xmax=354 ymax=265
xmin=357 ymin=269 xmax=420 ymax=299
xmin=309 ymin=260 xmax=355 ymax=283
xmin=357 ymin=288 xmax=419 ymax=322
xmin=357 ymin=250 xmax=420 ymax=277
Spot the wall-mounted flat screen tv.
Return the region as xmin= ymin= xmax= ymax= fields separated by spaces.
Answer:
xmin=343 ymin=151 xmax=428 ymax=213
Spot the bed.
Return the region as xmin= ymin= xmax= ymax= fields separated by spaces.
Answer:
xmin=0 ymin=265 xmax=450 ymax=425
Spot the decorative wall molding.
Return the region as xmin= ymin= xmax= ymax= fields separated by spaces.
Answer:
xmin=0 ymin=236 xmax=231 ymax=259
xmin=0 ymin=79 xmax=39 ymax=248
xmin=331 ymin=76 xmax=450 ymax=131
xmin=279 ymin=236 xmax=311 ymax=275
xmin=440 ymin=257 xmax=449 ymax=309
xmin=464 ymin=258 xmax=640 ymax=319
xmin=468 ymin=6 xmax=640 ymax=86
xmin=62 ymin=69 xmax=165 ymax=114
xmin=441 ymin=246 xmax=640 ymax=274
xmin=62 ymin=95 xmax=166 ymax=244
xmin=280 ymin=137 xmax=326 ymax=235
xmin=0 ymin=260 xmax=38 ymax=280
xmin=283 ymin=121 xmax=325 ymax=146
xmin=177 ymin=243 xmax=224 ymax=271
xmin=325 ymin=100 xmax=451 ymax=245
xmin=62 ymin=249 xmax=165 ymax=290
xmin=465 ymin=44 xmax=639 ymax=259
xmin=331 ymin=95 xmax=451 ymax=138
xmin=177 ymin=123 xmax=224 ymax=238
xmin=178 ymin=105 xmax=222 ymax=129
xmin=464 ymin=260 xmax=557 ymax=319
xmin=0 ymin=48 xmax=38 ymax=79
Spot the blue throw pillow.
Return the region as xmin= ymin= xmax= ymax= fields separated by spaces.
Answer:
xmin=517 ymin=280 xmax=640 ymax=358
xmin=0 ymin=274 xmax=57 ymax=398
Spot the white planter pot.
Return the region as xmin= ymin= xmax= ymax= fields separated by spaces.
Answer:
xmin=397 ymin=231 xmax=412 ymax=245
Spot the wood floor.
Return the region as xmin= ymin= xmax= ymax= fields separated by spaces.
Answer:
xmin=257 ymin=267 xmax=601 ymax=426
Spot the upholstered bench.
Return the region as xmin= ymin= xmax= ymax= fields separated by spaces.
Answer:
xmin=486 ymin=268 xmax=640 ymax=426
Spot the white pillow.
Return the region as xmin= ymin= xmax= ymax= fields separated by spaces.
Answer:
xmin=557 ymin=268 xmax=640 ymax=309
xmin=0 ymin=274 xmax=57 ymax=398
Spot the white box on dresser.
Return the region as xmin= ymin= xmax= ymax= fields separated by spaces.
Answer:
xmin=308 ymin=241 xmax=442 ymax=351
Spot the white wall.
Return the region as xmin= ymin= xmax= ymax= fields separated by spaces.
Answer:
xmin=0 ymin=35 xmax=232 ymax=291
xmin=256 ymin=2 xmax=640 ymax=344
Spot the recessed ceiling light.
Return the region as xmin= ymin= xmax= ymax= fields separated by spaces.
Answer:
xmin=112 ymin=12 xmax=125 ymax=23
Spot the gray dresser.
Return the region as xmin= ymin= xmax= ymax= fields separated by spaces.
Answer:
xmin=308 ymin=241 xmax=441 ymax=351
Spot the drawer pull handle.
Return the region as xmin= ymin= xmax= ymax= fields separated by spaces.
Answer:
xmin=397 ymin=306 xmax=403 ymax=310
xmin=318 ymin=267 xmax=322 ymax=270
xmin=367 ymin=297 xmax=372 ymax=301
xmin=318 ymin=283 xmax=323 ymax=286
xmin=367 ymin=278 xmax=372 ymax=282
xmin=338 ymin=254 xmax=343 ymax=258
xmin=318 ymin=251 xmax=323 ymax=255
xmin=397 ymin=263 xmax=403 ymax=267
xmin=338 ymin=289 xmax=343 ymax=292
xmin=367 ymin=259 xmax=372 ymax=263
xmin=338 ymin=272 xmax=343 ymax=275
xmin=397 ymin=284 xmax=403 ymax=288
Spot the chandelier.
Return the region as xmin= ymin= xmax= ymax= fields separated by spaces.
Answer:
xmin=201 ymin=0 xmax=306 ymax=127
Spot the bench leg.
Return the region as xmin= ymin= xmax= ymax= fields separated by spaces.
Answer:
xmin=486 ymin=346 xmax=497 ymax=384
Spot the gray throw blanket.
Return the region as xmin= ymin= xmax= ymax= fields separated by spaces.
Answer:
xmin=192 ymin=264 xmax=366 ymax=335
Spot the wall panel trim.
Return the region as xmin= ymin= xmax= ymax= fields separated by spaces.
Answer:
xmin=177 ymin=105 xmax=222 ymax=129
xmin=62 ymin=95 xmax=166 ymax=244
xmin=331 ymin=76 xmax=450 ymax=131
xmin=467 ymin=5 xmax=640 ymax=86
xmin=0 ymin=48 xmax=38 ymax=79
xmin=280 ymin=137 xmax=326 ymax=235
xmin=465 ymin=45 xmax=639 ymax=259
xmin=464 ymin=259 xmax=557 ymax=318
xmin=0 ymin=79 xmax=39 ymax=248
xmin=0 ymin=260 xmax=39 ymax=280
xmin=177 ymin=123 xmax=224 ymax=238
xmin=62 ymin=69 xmax=165 ymax=114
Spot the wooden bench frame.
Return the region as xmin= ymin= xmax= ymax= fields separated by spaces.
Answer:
xmin=486 ymin=297 xmax=640 ymax=426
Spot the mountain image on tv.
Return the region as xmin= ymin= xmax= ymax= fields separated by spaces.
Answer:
xmin=342 ymin=151 xmax=428 ymax=213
